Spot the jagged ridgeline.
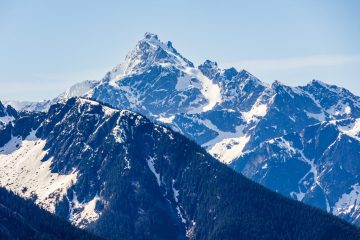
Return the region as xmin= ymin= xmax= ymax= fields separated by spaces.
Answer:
xmin=0 ymin=98 xmax=359 ymax=240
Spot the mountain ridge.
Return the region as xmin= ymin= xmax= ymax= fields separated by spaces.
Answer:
xmin=1 ymin=97 xmax=360 ymax=239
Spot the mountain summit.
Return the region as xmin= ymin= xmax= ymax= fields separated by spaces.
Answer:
xmin=107 ymin=32 xmax=194 ymax=81
xmin=90 ymin=33 xmax=222 ymax=115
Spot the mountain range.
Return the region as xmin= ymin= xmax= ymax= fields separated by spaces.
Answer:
xmin=1 ymin=32 xmax=360 ymax=238
xmin=1 ymin=98 xmax=360 ymax=239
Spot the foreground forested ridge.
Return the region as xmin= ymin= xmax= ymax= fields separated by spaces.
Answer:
xmin=0 ymin=98 xmax=359 ymax=239
xmin=0 ymin=188 xmax=101 ymax=240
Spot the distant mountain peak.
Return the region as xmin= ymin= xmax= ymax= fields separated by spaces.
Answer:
xmin=310 ymin=79 xmax=327 ymax=85
xmin=133 ymin=32 xmax=193 ymax=66
xmin=0 ymin=101 xmax=5 ymax=115
xmin=107 ymin=33 xmax=194 ymax=82
xmin=237 ymin=69 xmax=257 ymax=80
xmin=199 ymin=60 xmax=220 ymax=78
xmin=306 ymin=79 xmax=345 ymax=92
xmin=0 ymin=100 xmax=18 ymax=127
xmin=144 ymin=32 xmax=158 ymax=40
xmin=271 ymin=79 xmax=283 ymax=87
xmin=306 ymin=79 xmax=337 ymax=91
xmin=223 ymin=67 xmax=239 ymax=79
xmin=304 ymin=79 xmax=358 ymax=101
xmin=141 ymin=32 xmax=178 ymax=55
xmin=201 ymin=59 xmax=218 ymax=68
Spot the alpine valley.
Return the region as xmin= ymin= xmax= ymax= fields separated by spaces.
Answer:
xmin=1 ymin=33 xmax=360 ymax=239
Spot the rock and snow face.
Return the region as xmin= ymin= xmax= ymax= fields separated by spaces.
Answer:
xmin=1 ymin=98 xmax=204 ymax=238
xmin=0 ymin=98 xmax=175 ymax=234
xmin=302 ymin=80 xmax=360 ymax=118
xmin=85 ymin=34 xmax=276 ymax=163
xmin=2 ymin=33 xmax=360 ymax=226
xmin=233 ymin=120 xmax=360 ymax=225
xmin=333 ymin=184 xmax=360 ymax=224
xmin=0 ymin=101 xmax=17 ymax=130
xmin=90 ymin=33 xmax=222 ymax=115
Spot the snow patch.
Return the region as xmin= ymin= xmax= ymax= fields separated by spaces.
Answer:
xmin=209 ymin=135 xmax=250 ymax=164
xmin=345 ymin=106 xmax=352 ymax=115
xmin=183 ymin=67 xmax=222 ymax=112
xmin=172 ymin=179 xmax=180 ymax=203
xmin=0 ymin=131 xmax=77 ymax=212
xmin=0 ymin=116 xmax=14 ymax=126
xmin=175 ymin=74 xmax=192 ymax=91
xmin=242 ymin=104 xmax=268 ymax=123
xmin=78 ymin=98 xmax=100 ymax=106
xmin=112 ymin=125 xmax=124 ymax=143
xmin=202 ymin=122 xmax=250 ymax=164
xmin=337 ymin=118 xmax=360 ymax=141
xmin=305 ymin=111 xmax=326 ymax=122
xmin=69 ymin=193 xmax=102 ymax=228
xmin=158 ymin=115 xmax=175 ymax=124
xmin=146 ymin=157 xmax=161 ymax=186
xmin=172 ymin=179 xmax=186 ymax=224
xmin=326 ymin=102 xmax=353 ymax=117
xmin=333 ymin=184 xmax=360 ymax=217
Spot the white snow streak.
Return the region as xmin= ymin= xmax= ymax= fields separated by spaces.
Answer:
xmin=183 ymin=67 xmax=221 ymax=112
xmin=146 ymin=157 xmax=161 ymax=186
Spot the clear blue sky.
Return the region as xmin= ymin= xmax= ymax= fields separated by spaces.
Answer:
xmin=1 ymin=0 xmax=359 ymax=101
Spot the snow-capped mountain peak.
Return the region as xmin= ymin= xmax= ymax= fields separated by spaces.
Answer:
xmin=305 ymin=79 xmax=355 ymax=98
xmin=89 ymin=33 xmax=222 ymax=115
xmin=198 ymin=60 xmax=220 ymax=78
xmin=301 ymin=79 xmax=360 ymax=119
xmin=107 ymin=32 xmax=194 ymax=83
